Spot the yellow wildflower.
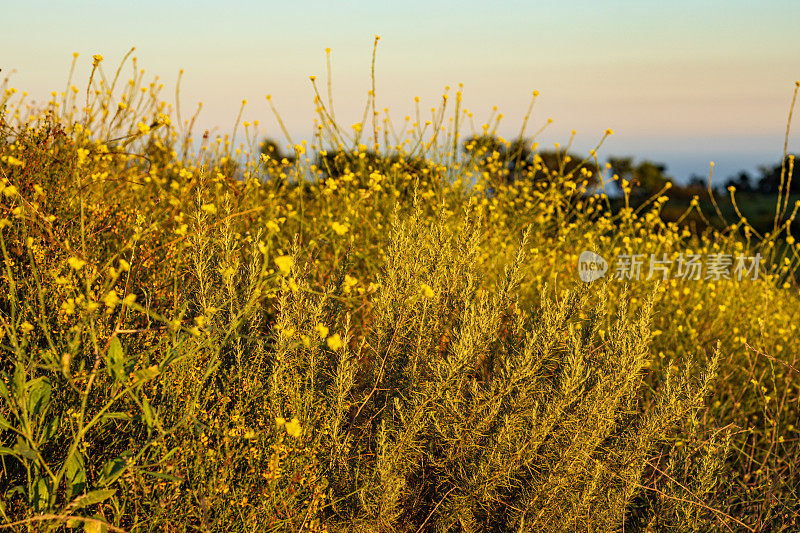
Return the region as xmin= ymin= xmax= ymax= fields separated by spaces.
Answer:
xmin=327 ymin=333 xmax=343 ymax=351
xmin=274 ymin=255 xmax=293 ymax=275
xmin=342 ymin=275 xmax=358 ymax=293
xmin=285 ymin=418 xmax=302 ymax=438
xmin=331 ymin=221 xmax=349 ymax=235
xmin=62 ymin=299 xmax=76 ymax=315
xmin=67 ymin=257 xmax=86 ymax=271
xmin=420 ymin=283 xmax=435 ymax=298
xmin=103 ymin=290 xmax=119 ymax=308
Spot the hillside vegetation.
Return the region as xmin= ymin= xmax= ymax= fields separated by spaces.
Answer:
xmin=1 ymin=50 xmax=799 ymax=532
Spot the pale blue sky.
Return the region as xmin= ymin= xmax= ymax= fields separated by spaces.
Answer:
xmin=3 ymin=0 xmax=800 ymax=182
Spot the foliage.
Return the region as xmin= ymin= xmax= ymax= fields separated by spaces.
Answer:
xmin=754 ymin=155 xmax=800 ymax=195
xmin=463 ymin=134 xmax=600 ymax=192
xmin=0 ymin=51 xmax=799 ymax=532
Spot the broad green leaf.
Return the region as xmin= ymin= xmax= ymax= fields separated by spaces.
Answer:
xmin=65 ymin=451 xmax=87 ymax=501
xmin=27 ymin=378 xmax=51 ymax=418
xmin=31 ymin=476 xmax=50 ymax=512
xmin=83 ymin=518 xmax=106 ymax=533
xmin=72 ymin=488 xmax=115 ymax=510
xmin=106 ymin=337 xmax=125 ymax=382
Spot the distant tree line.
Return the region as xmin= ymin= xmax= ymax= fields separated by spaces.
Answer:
xmin=461 ymin=134 xmax=599 ymax=188
xmin=722 ymin=155 xmax=800 ymax=194
xmin=256 ymin=135 xmax=798 ymax=199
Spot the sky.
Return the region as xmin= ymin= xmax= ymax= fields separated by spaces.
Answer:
xmin=3 ymin=0 xmax=800 ymax=184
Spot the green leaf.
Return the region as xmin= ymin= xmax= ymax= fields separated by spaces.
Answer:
xmin=161 ymin=446 xmax=180 ymax=462
xmin=106 ymin=337 xmax=125 ymax=382
xmin=27 ymin=378 xmax=51 ymax=418
xmin=72 ymin=488 xmax=116 ymax=510
xmin=83 ymin=518 xmax=107 ymax=533
xmin=12 ymin=442 xmax=39 ymax=462
xmin=98 ymin=453 xmax=129 ymax=487
xmin=141 ymin=395 xmax=154 ymax=429
xmin=40 ymin=415 xmax=60 ymax=444
xmin=100 ymin=412 xmax=132 ymax=422
xmin=0 ymin=373 xmax=9 ymax=399
xmin=0 ymin=446 xmax=20 ymax=458
xmin=31 ymin=476 xmax=50 ymax=512
xmin=4 ymin=485 xmax=25 ymax=504
xmin=131 ymin=366 xmax=159 ymax=385
xmin=65 ymin=451 xmax=87 ymax=501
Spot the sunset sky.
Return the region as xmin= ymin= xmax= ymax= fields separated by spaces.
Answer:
xmin=3 ymin=0 xmax=799 ymax=183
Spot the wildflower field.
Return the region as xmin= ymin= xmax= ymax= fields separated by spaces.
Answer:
xmin=1 ymin=48 xmax=799 ymax=532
